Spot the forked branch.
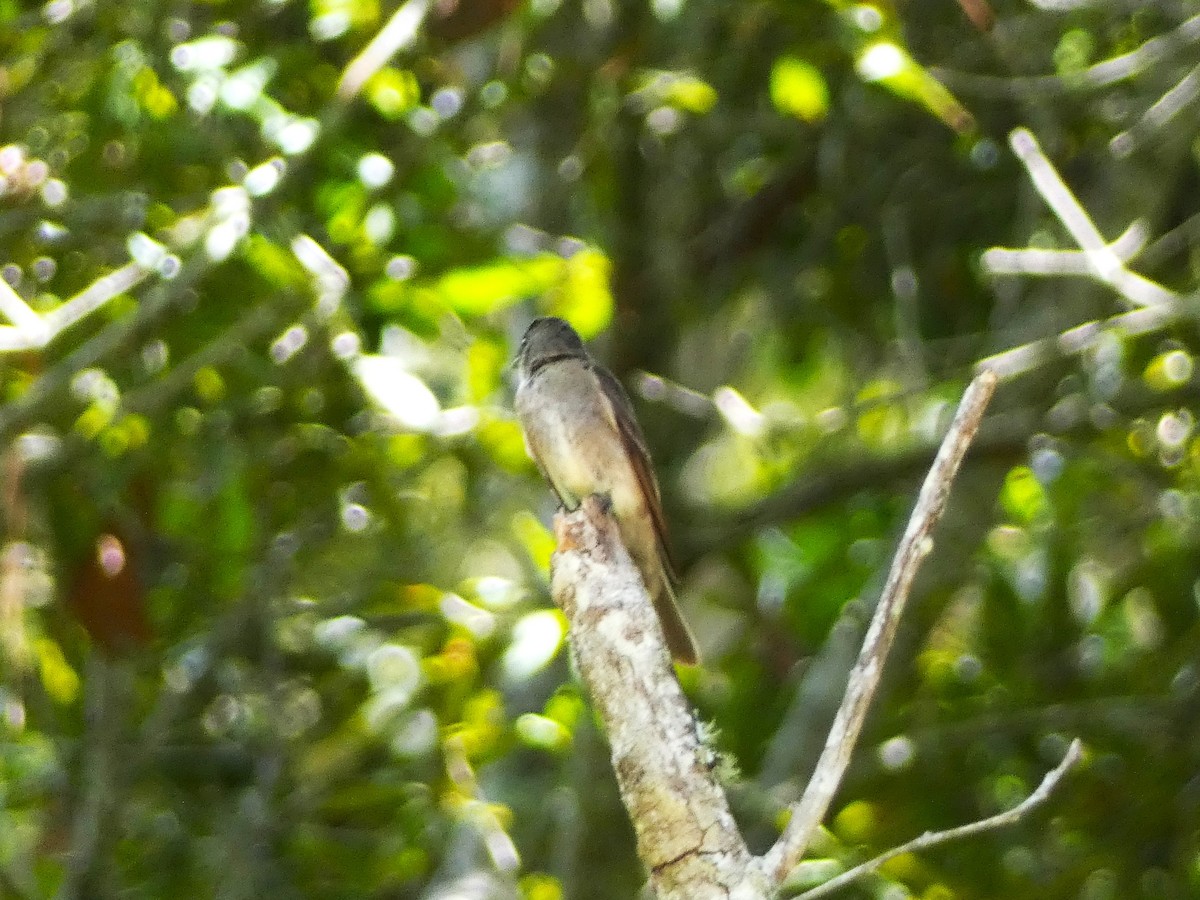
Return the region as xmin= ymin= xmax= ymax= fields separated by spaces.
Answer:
xmin=549 ymin=369 xmax=1080 ymax=898
xmin=794 ymin=739 xmax=1082 ymax=898
xmin=760 ymin=369 xmax=999 ymax=882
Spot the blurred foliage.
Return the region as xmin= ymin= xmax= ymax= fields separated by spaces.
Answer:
xmin=1 ymin=0 xmax=1199 ymax=897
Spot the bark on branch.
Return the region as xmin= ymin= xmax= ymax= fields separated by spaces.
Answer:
xmin=552 ymin=499 xmax=769 ymax=899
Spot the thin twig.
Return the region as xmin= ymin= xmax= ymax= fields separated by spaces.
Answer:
xmin=0 ymin=262 xmax=151 ymax=352
xmin=982 ymin=220 xmax=1147 ymax=276
xmin=336 ymin=0 xmax=430 ymax=101
xmin=1027 ymin=0 xmax=1101 ymax=9
xmin=0 ymin=279 xmax=47 ymax=335
xmin=761 ymin=370 xmax=999 ymax=882
xmin=795 ymin=739 xmax=1083 ymax=899
xmin=1111 ymin=62 xmax=1200 ymax=158
xmin=1008 ymin=128 xmax=1178 ymax=308
xmin=977 ymin=300 xmax=1184 ymax=379
xmin=935 ymin=13 xmax=1200 ymax=98
xmin=42 ymin=262 xmax=151 ymax=334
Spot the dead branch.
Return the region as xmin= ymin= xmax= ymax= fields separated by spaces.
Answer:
xmin=760 ymin=369 xmax=998 ymax=882
xmin=552 ymin=498 xmax=768 ymax=899
xmin=794 ymin=739 xmax=1083 ymax=899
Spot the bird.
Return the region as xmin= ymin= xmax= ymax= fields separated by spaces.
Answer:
xmin=514 ymin=316 xmax=699 ymax=664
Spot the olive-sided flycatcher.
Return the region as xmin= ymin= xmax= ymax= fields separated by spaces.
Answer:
xmin=515 ymin=316 xmax=699 ymax=663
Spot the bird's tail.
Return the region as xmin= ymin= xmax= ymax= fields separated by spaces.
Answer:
xmin=653 ymin=578 xmax=700 ymax=665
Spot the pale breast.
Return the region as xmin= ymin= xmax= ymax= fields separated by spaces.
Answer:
xmin=516 ymin=360 xmax=641 ymax=513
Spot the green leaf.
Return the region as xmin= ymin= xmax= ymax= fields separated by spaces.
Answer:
xmin=366 ymin=67 xmax=420 ymax=119
xmin=661 ymin=74 xmax=718 ymax=114
xmin=770 ymin=56 xmax=829 ymax=123
xmin=632 ymin=70 xmax=719 ymax=115
xmin=855 ymin=41 xmax=973 ymax=132
xmin=437 ymin=254 xmax=563 ymax=315
xmin=1001 ymin=466 xmax=1050 ymax=524
xmin=544 ymin=248 xmax=613 ymax=338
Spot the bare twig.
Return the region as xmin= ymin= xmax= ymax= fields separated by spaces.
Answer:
xmin=0 ymin=262 xmax=151 ymax=352
xmin=552 ymin=374 xmax=1080 ymax=897
xmin=43 ymin=262 xmax=152 ymax=334
xmin=444 ymin=733 xmax=521 ymax=877
xmin=1111 ymin=62 xmax=1200 ymax=158
xmin=337 ymin=0 xmax=430 ymax=101
xmin=0 ymin=160 xmax=294 ymax=436
xmin=982 ymin=220 xmax=1147 ymax=277
xmin=1027 ymin=0 xmax=1101 ymax=9
xmin=794 ymin=739 xmax=1083 ymax=899
xmin=0 ymin=180 xmax=248 ymax=355
xmin=0 ymin=251 xmax=209 ymax=446
xmin=760 ymin=369 xmax=999 ymax=883
xmin=291 ymin=233 xmax=350 ymax=315
xmin=977 ymin=299 xmax=1184 ymax=379
xmin=977 ymin=125 xmax=1200 ymax=381
xmin=0 ymin=278 xmax=47 ymax=338
xmin=935 ymin=13 xmax=1200 ymax=98
xmin=1007 ymin=128 xmax=1178 ymax=308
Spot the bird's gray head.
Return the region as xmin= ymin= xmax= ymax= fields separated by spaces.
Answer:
xmin=517 ymin=316 xmax=587 ymax=378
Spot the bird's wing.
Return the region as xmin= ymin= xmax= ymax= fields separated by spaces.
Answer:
xmin=592 ymin=362 xmax=678 ymax=581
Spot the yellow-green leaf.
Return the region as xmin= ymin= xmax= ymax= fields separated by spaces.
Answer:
xmin=770 ymin=57 xmax=829 ymax=123
xmin=1001 ymin=466 xmax=1049 ymax=524
xmin=545 ymin=248 xmax=613 ymax=338
xmin=855 ymin=41 xmax=973 ymax=132
xmin=366 ymin=67 xmax=420 ymax=120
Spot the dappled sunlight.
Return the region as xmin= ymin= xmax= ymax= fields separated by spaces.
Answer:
xmin=0 ymin=0 xmax=1198 ymax=894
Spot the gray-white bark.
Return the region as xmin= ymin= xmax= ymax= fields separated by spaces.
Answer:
xmin=552 ymin=499 xmax=770 ymax=899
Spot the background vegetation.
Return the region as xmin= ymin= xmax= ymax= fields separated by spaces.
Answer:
xmin=1 ymin=0 xmax=1199 ymax=896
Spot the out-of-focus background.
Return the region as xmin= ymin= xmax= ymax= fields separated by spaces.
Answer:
xmin=1 ymin=0 xmax=1198 ymax=896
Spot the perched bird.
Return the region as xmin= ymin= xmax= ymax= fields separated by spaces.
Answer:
xmin=514 ymin=317 xmax=699 ymax=664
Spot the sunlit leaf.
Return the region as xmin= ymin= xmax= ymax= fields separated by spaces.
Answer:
xmin=515 ymin=713 xmax=570 ymax=750
xmin=632 ymin=70 xmax=719 ymax=114
xmin=545 ymin=247 xmax=613 ymax=338
xmin=512 ymin=510 xmax=554 ymax=573
xmin=1144 ymin=350 xmax=1194 ymax=391
xmin=1001 ymin=466 xmax=1050 ymax=524
xmin=661 ymin=74 xmax=718 ymax=114
xmin=520 ymin=873 xmax=564 ymax=900
xmin=366 ymin=67 xmax=421 ymax=119
xmin=437 ymin=254 xmax=562 ymax=314
xmin=833 ymin=799 xmax=877 ymax=842
xmin=243 ymin=234 xmax=308 ymax=288
xmin=855 ymin=41 xmax=973 ymax=131
xmin=479 ymin=416 xmax=533 ymax=472
xmin=34 ymin=638 xmax=79 ymax=704
xmin=502 ymin=610 xmax=565 ymax=681
xmin=1054 ymin=28 xmax=1095 ymax=76
xmin=353 ymin=356 xmax=441 ymax=430
xmin=770 ymin=56 xmax=829 ymax=123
